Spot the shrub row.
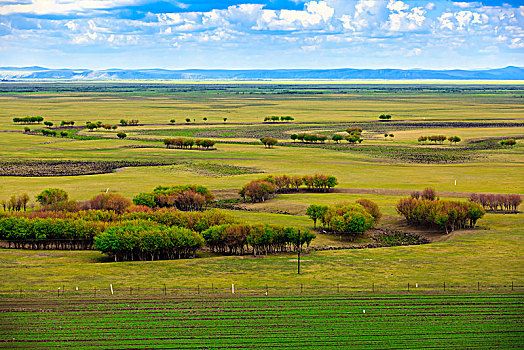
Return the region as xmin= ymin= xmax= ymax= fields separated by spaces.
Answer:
xmin=133 ymin=185 xmax=215 ymax=211
xmin=396 ymin=197 xmax=485 ymax=233
xmin=469 ymin=193 xmax=522 ymax=213
xmin=264 ymin=116 xmax=294 ymax=122
xmin=202 ymin=224 xmax=315 ymax=256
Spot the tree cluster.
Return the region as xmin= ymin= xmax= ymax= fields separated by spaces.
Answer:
xmin=164 ymin=138 xmax=216 ymax=149
xmin=345 ymin=127 xmax=363 ymax=144
xmin=264 ymin=116 xmax=294 ymax=122
xmin=0 ymin=194 xmax=30 ymax=212
xmin=379 ymin=114 xmax=392 ymax=121
xmin=291 ymin=133 xmax=328 ymax=143
xmin=203 ymin=224 xmax=314 ymax=256
xmin=418 ymin=135 xmax=448 ymax=144
xmin=0 ymin=217 xmax=105 ymax=249
xmin=86 ymin=121 xmax=117 ymax=131
xmin=410 ymin=187 xmax=438 ymax=201
xmin=239 ymin=174 xmax=338 ymax=203
xmin=94 ymin=221 xmax=204 ymax=261
xmin=306 ymin=200 xmax=379 ymax=234
xmin=133 ymin=185 xmax=215 ymax=211
xmin=13 ymin=116 xmax=44 ymax=124
xmin=119 ymin=119 xmax=139 ymax=126
xmin=396 ymin=197 xmax=485 ymax=234
xmin=469 ymin=193 xmax=522 ymax=213
xmin=41 ymin=129 xmax=57 ymax=137
xmin=60 ymin=120 xmax=75 ymax=126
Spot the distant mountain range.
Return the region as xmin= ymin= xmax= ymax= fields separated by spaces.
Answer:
xmin=1 ymin=66 xmax=523 ymax=81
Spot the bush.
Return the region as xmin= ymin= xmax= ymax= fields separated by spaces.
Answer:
xmin=260 ymin=137 xmax=278 ymax=148
xmin=239 ymin=180 xmax=277 ymax=203
xmin=88 ymin=193 xmax=132 ymax=213
xmin=117 ymin=132 xmax=127 ymax=139
xmin=324 ymin=203 xmax=375 ymax=234
xmin=355 ymin=198 xmax=381 ymax=220
xmin=421 ymin=187 xmax=437 ymax=200
xmin=500 ymin=139 xmax=516 ymax=147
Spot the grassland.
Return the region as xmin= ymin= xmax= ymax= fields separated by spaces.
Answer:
xmin=0 ymin=83 xmax=522 ymax=347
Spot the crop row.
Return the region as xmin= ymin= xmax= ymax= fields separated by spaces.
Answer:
xmin=1 ymin=294 xmax=521 ymax=349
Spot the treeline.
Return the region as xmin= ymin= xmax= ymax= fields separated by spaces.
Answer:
xmin=203 ymin=224 xmax=315 ymax=256
xmin=13 ymin=116 xmax=44 ymax=124
xmin=306 ymin=199 xmax=380 ymax=234
xmin=0 ymin=208 xmax=315 ymax=260
xmin=119 ymin=119 xmax=139 ymax=126
xmin=469 ymin=193 xmax=522 ymax=213
xmin=0 ymin=194 xmax=30 ymax=212
xmin=0 ymin=217 xmax=106 ymax=249
xmin=133 ymin=185 xmax=215 ymax=211
xmin=291 ymin=127 xmax=363 ymax=145
xmin=163 ymin=138 xmax=216 ymax=149
xmin=239 ymin=174 xmax=338 ymax=203
xmin=396 ymin=197 xmax=485 ymax=234
xmin=86 ymin=121 xmax=118 ymax=131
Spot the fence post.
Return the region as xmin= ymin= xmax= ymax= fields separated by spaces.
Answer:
xmin=197 ymin=284 xmax=200 ymax=295
xmin=512 ymin=281 xmax=514 ymax=291
xmin=443 ymin=282 xmax=445 ymax=292
xmin=164 ymin=284 xmax=167 ymax=296
xmin=407 ymin=283 xmax=410 ymax=292
xmin=372 ymin=283 xmax=374 ymax=293
xmin=232 ymin=284 xmax=235 ymax=294
xmin=477 ymin=282 xmax=480 ymax=291
xmin=58 ymin=287 xmax=60 ymax=297
xmin=300 ymin=284 xmax=303 ymax=294
xmin=337 ymin=283 xmax=340 ymax=294
xmin=265 ymin=284 xmax=268 ymax=296
xmin=130 ymin=287 xmax=132 ymax=296
xmin=19 ymin=289 xmax=22 ymax=298
xmin=94 ymin=287 xmax=96 ymax=297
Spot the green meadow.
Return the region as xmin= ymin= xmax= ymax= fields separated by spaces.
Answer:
xmin=0 ymin=83 xmax=522 ymax=292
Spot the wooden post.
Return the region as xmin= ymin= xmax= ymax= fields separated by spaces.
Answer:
xmin=197 ymin=284 xmax=200 ymax=295
xmin=232 ymin=284 xmax=235 ymax=294
xmin=297 ymin=230 xmax=301 ymax=275
xmin=337 ymin=283 xmax=340 ymax=294
xmin=19 ymin=289 xmax=22 ymax=298
xmin=164 ymin=284 xmax=167 ymax=296
xmin=443 ymin=282 xmax=445 ymax=292
xmin=58 ymin=287 xmax=60 ymax=297
xmin=512 ymin=281 xmax=514 ymax=291
xmin=94 ymin=287 xmax=96 ymax=297
xmin=130 ymin=287 xmax=132 ymax=295
xmin=478 ymin=282 xmax=480 ymax=291
xmin=300 ymin=283 xmax=303 ymax=294
xmin=372 ymin=283 xmax=374 ymax=293
xmin=265 ymin=284 xmax=268 ymax=296
xmin=407 ymin=283 xmax=410 ymax=292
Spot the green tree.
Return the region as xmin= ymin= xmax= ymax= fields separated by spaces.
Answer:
xmin=36 ymin=188 xmax=68 ymax=206
xmin=117 ymin=132 xmax=127 ymax=139
xmin=332 ymin=134 xmax=343 ymax=143
xmin=306 ymin=204 xmax=328 ymax=229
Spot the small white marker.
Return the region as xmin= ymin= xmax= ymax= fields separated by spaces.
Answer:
xmin=106 ymin=188 xmax=109 ymax=193
xmin=75 ymin=287 xmax=78 ymax=291
xmin=232 ymin=284 xmax=235 ymax=294
xmin=363 ymin=310 xmax=366 ymax=314
xmin=416 ymin=283 xmax=418 ymax=288
xmin=110 ymin=284 xmax=114 ymax=295
xmin=454 ymin=180 xmax=456 ymax=186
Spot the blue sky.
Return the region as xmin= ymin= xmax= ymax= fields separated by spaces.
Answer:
xmin=0 ymin=0 xmax=522 ymax=69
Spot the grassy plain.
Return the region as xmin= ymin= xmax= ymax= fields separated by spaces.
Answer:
xmin=0 ymin=83 xmax=522 ymax=291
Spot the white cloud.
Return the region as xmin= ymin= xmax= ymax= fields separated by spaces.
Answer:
xmin=453 ymin=2 xmax=482 ymax=9
xmin=0 ymin=0 xmax=141 ymax=15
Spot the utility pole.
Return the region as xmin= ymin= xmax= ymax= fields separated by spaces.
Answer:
xmin=297 ymin=230 xmax=301 ymax=275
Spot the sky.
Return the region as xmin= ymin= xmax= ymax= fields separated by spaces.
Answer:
xmin=0 ymin=0 xmax=522 ymax=70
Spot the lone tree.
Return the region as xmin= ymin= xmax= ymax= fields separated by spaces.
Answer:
xmin=379 ymin=114 xmax=392 ymax=121
xmin=290 ymin=134 xmax=298 ymax=142
xmin=185 ymin=118 xmax=191 ymax=123
xmin=260 ymin=137 xmax=278 ymax=148
xmin=117 ymin=132 xmax=127 ymax=139
xmin=170 ymin=119 xmax=175 ymax=124
xmin=223 ymin=117 xmax=228 ymax=123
